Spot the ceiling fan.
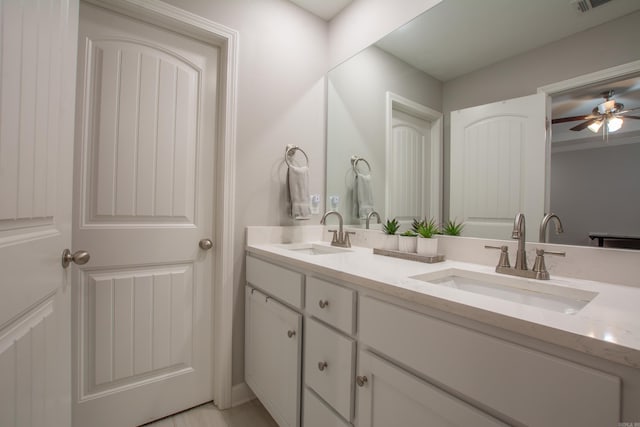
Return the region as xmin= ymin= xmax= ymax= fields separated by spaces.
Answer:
xmin=552 ymin=90 xmax=640 ymax=134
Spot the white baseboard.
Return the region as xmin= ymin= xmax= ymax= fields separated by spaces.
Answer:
xmin=231 ymin=382 xmax=256 ymax=407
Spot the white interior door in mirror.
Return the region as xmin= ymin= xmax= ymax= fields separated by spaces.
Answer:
xmin=388 ymin=111 xmax=430 ymax=227
xmin=450 ymin=93 xmax=548 ymax=240
xmin=386 ymin=93 xmax=442 ymax=229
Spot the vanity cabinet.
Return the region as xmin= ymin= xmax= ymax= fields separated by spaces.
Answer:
xmin=356 ymin=350 xmax=506 ymax=426
xmin=245 ymin=253 xmax=627 ymax=427
xmin=304 ymin=318 xmax=355 ymax=421
xmin=304 ymin=277 xmax=357 ymax=424
xmin=303 ymin=388 xmax=350 ymax=427
xmin=358 ymin=295 xmax=621 ymax=427
xmin=245 ymin=256 xmax=304 ymax=427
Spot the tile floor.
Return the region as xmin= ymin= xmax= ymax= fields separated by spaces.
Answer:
xmin=143 ymin=400 xmax=278 ymax=427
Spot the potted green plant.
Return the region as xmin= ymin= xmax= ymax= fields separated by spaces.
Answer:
xmin=398 ymin=230 xmax=417 ymax=253
xmin=416 ymin=218 xmax=439 ymax=256
xmin=442 ymin=219 xmax=464 ymax=236
xmin=411 ymin=218 xmax=425 ymax=234
xmin=381 ymin=218 xmax=400 ymax=250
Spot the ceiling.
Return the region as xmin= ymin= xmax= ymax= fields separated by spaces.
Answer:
xmin=375 ymin=0 xmax=640 ymax=82
xmin=287 ymin=0 xmax=353 ymax=21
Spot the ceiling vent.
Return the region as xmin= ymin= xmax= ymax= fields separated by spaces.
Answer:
xmin=570 ymin=0 xmax=614 ymax=14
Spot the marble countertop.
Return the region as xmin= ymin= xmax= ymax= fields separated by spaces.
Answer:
xmin=246 ymin=240 xmax=640 ymax=369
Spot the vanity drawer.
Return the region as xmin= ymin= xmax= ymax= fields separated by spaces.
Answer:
xmin=359 ymin=295 xmax=621 ymax=427
xmin=303 ymin=388 xmax=350 ymax=427
xmin=246 ymin=256 xmax=304 ymax=308
xmin=305 ymin=277 xmax=355 ymax=334
xmin=304 ymin=318 xmax=355 ymax=421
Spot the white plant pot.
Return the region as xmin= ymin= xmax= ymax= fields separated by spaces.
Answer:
xmin=380 ymin=234 xmax=399 ymax=251
xmin=398 ymin=235 xmax=417 ymax=253
xmin=417 ymin=237 xmax=438 ymax=256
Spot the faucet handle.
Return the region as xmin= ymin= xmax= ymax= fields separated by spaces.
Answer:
xmin=344 ymin=231 xmax=356 ymax=248
xmin=536 ymin=249 xmax=566 ymax=257
xmin=484 ymin=245 xmax=511 ymax=268
xmin=532 ymin=248 xmax=566 ymax=280
xmin=327 ymin=229 xmax=339 ymax=243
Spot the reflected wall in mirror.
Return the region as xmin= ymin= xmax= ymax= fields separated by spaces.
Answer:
xmin=326 ymin=45 xmax=442 ymax=227
xmin=326 ymin=0 xmax=640 ymax=246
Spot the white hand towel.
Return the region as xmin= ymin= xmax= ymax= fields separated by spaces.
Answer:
xmin=355 ymin=173 xmax=374 ymax=219
xmin=287 ymin=165 xmax=311 ymax=220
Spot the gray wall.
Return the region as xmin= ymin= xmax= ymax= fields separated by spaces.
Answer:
xmin=165 ymin=0 xmax=328 ymax=387
xmin=441 ymin=10 xmax=640 ymax=220
xmin=327 ymin=46 xmax=442 ymax=224
xmin=164 ymin=0 xmax=438 ymax=389
xmin=550 ymin=142 xmax=640 ymax=246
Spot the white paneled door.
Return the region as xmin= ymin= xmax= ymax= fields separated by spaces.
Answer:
xmin=450 ymin=93 xmax=548 ymax=240
xmin=388 ymin=110 xmax=432 ymax=227
xmin=0 ymin=0 xmax=78 ymax=426
xmin=73 ymin=3 xmax=218 ymax=426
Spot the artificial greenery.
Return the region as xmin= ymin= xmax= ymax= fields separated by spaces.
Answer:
xmin=416 ymin=218 xmax=439 ymax=238
xmin=442 ymin=219 xmax=464 ymax=236
xmin=411 ymin=218 xmax=425 ymax=234
xmin=383 ymin=218 xmax=400 ymax=235
xmin=400 ymin=230 xmax=417 ymax=237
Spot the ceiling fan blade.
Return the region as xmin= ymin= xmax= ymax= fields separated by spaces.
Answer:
xmin=623 ymin=115 xmax=640 ymax=120
xmin=551 ymin=115 xmax=592 ymax=124
xmin=570 ymin=118 xmax=599 ymax=131
xmin=618 ymin=107 xmax=640 ymax=114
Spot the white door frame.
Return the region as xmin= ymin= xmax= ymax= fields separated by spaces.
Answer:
xmin=385 ymin=92 xmax=443 ymax=224
xmin=537 ymin=59 xmax=640 ymax=216
xmin=82 ymin=0 xmax=238 ymax=409
xmin=537 ymin=60 xmax=640 ymax=96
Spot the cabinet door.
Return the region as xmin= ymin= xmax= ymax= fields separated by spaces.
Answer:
xmin=245 ymin=286 xmax=302 ymax=427
xmin=356 ymin=351 xmax=506 ymax=427
xmin=304 ymin=318 xmax=355 ymax=420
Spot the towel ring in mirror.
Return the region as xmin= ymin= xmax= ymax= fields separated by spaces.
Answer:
xmin=285 ymin=144 xmax=309 ymax=168
xmin=350 ymin=155 xmax=372 ymax=174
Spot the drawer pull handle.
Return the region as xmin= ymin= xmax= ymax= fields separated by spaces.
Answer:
xmin=318 ymin=300 xmax=329 ymax=309
xmin=287 ymin=330 xmax=296 ymax=338
xmin=356 ymin=375 xmax=368 ymax=387
xmin=318 ymin=361 xmax=328 ymax=371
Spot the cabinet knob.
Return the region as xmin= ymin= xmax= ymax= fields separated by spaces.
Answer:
xmin=356 ymin=375 xmax=368 ymax=387
xmin=318 ymin=299 xmax=329 ymax=309
xmin=318 ymin=361 xmax=328 ymax=371
xmin=287 ymin=330 xmax=296 ymax=338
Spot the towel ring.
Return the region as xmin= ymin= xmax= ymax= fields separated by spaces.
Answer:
xmin=285 ymin=144 xmax=309 ymax=168
xmin=350 ymin=155 xmax=372 ymax=174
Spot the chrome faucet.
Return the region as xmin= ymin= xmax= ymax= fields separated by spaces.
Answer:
xmin=320 ymin=211 xmax=355 ymax=248
xmin=539 ymin=213 xmax=564 ymax=243
xmin=485 ymin=212 xmax=565 ymax=280
xmin=365 ymin=211 xmax=381 ymax=229
xmin=512 ymin=213 xmax=527 ymax=271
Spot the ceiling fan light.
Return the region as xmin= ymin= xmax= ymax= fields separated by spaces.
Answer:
xmin=588 ymin=120 xmax=603 ymax=133
xmin=607 ymin=116 xmax=623 ymax=132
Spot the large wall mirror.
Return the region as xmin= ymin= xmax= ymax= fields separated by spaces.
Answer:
xmin=326 ymin=0 xmax=640 ymax=247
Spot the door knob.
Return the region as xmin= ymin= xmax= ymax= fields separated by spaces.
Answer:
xmin=199 ymin=238 xmax=213 ymax=250
xmin=356 ymin=375 xmax=368 ymax=387
xmin=61 ymin=249 xmax=90 ymax=268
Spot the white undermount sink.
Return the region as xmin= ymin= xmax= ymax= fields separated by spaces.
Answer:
xmin=277 ymin=242 xmax=353 ymax=255
xmin=410 ymin=268 xmax=598 ymax=315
